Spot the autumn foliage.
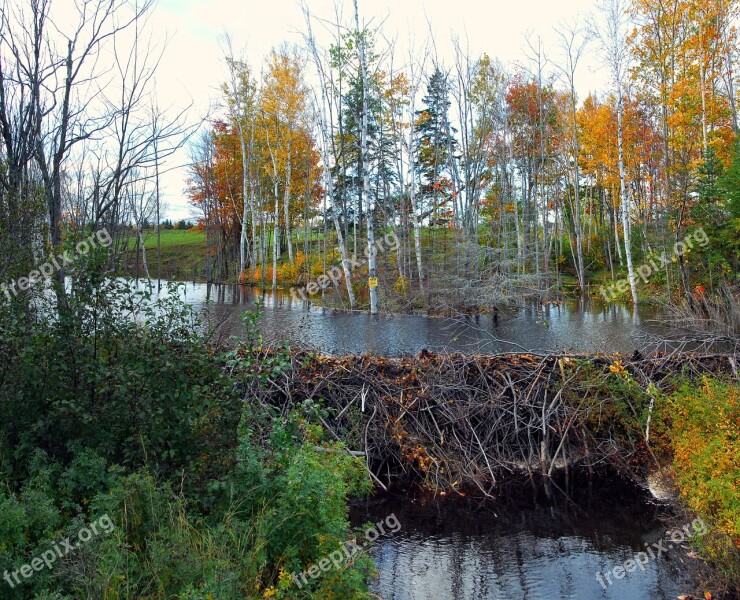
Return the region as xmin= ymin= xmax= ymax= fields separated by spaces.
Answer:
xmin=667 ymin=378 xmax=740 ymax=589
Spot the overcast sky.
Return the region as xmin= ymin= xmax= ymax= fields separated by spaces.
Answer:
xmin=147 ymin=0 xmax=609 ymax=220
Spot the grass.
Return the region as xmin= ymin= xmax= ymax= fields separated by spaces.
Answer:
xmin=123 ymin=228 xmax=333 ymax=282
xmin=123 ymin=229 xmax=208 ymax=280
xmin=135 ymin=229 xmax=206 ymax=249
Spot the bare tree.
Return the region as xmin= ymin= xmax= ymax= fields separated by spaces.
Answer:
xmin=302 ymin=2 xmax=357 ymax=308
xmin=125 ymin=170 xmax=155 ymax=278
xmin=594 ymin=0 xmax=639 ymax=305
xmin=555 ymin=18 xmax=590 ymax=294
xmin=14 ymin=0 xmax=154 ymax=245
xmin=353 ymin=0 xmax=378 ymax=314
xmin=91 ymin=14 xmax=194 ymax=232
xmin=1 ymin=0 xmax=194 ymax=295
xmin=406 ymin=42 xmax=428 ymax=291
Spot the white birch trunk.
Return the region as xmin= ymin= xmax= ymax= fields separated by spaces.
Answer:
xmin=303 ymin=7 xmax=357 ymax=307
xmin=284 ymin=139 xmax=294 ymax=264
xmin=354 ymin=0 xmax=377 ymax=314
xmin=617 ymin=83 xmax=639 ymax=304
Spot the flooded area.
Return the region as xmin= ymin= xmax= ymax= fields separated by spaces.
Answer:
xmin=131 ymin=279 xmax=710 ymax=599
xmin=141 ymin=280 xmax=686 ymax=356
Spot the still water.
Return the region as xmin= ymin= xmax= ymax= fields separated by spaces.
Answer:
xmin=351 ymin=482 xmax=697 ymax=600
xmin=144 ymin=280 xmax=684 ymax=356
xmin=135 ymin=280 xmax=703 ymax=599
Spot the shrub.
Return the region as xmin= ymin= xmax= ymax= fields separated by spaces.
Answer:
xmin=0 ymin=262 xmax=376 ymax=599
xmin=667 ymin=378 xmax=740 ymax=590
xmin=0 ymin=279 xmax=241 ymax=501
xmin=394 ymin=275 xmax=410 ymax=295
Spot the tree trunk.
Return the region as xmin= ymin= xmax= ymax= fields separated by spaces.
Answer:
xmin=137 ymin=227 xmax=151 ymax=279
xmin=617 ymin=85 xmax=638 ymax=304
xmin=283 ymin=139 xmax=294 ymax=264
xmin=355 ymin=0 xmax=377 ymax=314
xmin=238 ymin=131 xmax=250 ymax=276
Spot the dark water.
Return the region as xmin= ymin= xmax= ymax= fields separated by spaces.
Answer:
xmin=143 ymin=280 xmax=682 ymax=356
xmin=350 ymin=483 xmax=697 ymax=600
xmin=131 ymin=280 xmax=702 ymax=598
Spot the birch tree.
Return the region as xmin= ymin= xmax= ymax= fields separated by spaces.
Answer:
xmin=353 ymin=0 xmax=378 ymax=314
xmin=555 ymin=19 xmax=589 ymax=293
xmin=303 ymin=3 xmax=357 ymax=308
xmin=222 ymin=42 xmax=257 ymax=277
xmin=596 ymin=0 xmax=639 ymax=304
xmin=404 ymin=42 xmax=428 ymax=289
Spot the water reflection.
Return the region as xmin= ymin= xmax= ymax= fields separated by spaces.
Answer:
xmin=120 ymin=281 xmax=688 ymax=356
xmin=351 ymin=484 xmax=694 ymax=600
xmin=135 ymin=280 xmax=681 ymax=356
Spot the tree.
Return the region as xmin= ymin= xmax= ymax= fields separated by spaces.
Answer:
xmin=353 ymin=0 xmax=378 ymax=314
xmin=595 ymin=0 xmax=639 ymax=304
xmin=555 ymin=19 xmax=590 ymax=293
xmin=261 ymin=48 xmax=313 ymax=268
xmin=222 ymin=43 xmax=258 ymax=277
xmin=1 ymin=0 xmax=154 ymax=247
xmin=303 ymin=2 xmax=357 ymax=308
xmin=719 ymin=143 xmax=740 ymax=268
xmin=415 ymin=67 xmax=457 ymax=226
xmin=1 ymin=0 xmax=193 ymax=299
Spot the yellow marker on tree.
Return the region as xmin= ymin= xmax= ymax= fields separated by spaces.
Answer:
xmin=368 ymin=277 xmax=378 ymax=288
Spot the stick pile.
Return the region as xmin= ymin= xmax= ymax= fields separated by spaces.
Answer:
xmin=236 ymin=350 xmax=737 ymax=495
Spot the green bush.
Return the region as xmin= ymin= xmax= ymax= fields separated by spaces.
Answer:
xmin=0 ymin=259 xmax=374 ymax=599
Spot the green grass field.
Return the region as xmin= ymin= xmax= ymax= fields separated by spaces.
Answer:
xmin=123 ymin=228 xmax=337 ymax=282
xmin=134 ymin=229 xmax=206 ymax=249
xmin=123 ymin=229 xmax=208 ymax=280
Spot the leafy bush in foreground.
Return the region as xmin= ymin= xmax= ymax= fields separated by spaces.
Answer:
xmin=0 ymin=265 xmax=373 ymax=599
xmin=667 ymin=378 xmax=740 ymax=592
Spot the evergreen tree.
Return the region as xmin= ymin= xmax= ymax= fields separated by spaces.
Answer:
xmin=718 ymin=143 xmax=740 ymax=272
xmin=415 ymin=68 xmax=457 ymax=218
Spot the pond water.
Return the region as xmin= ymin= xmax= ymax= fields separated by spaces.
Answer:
xmin=350 ymin=482 xmax=698 ymax=600
xmin=128 ymin=280 xmax=705 ymax=598
xmin=141 ymin=280 xmax=687 ymax=356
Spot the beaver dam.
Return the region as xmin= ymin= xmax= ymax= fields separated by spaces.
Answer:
xmin=236 ymin=350 xmax=738 ymax=495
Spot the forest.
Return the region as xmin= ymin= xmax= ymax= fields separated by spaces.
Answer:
xmin=180 ymin=0 xmax=740 ymax=320
xmin=0 ymin=0 xmax=738 ymax=598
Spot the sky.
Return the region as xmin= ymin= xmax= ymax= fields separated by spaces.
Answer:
xmin=147 ymin=0 xmax=610 ymax=220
